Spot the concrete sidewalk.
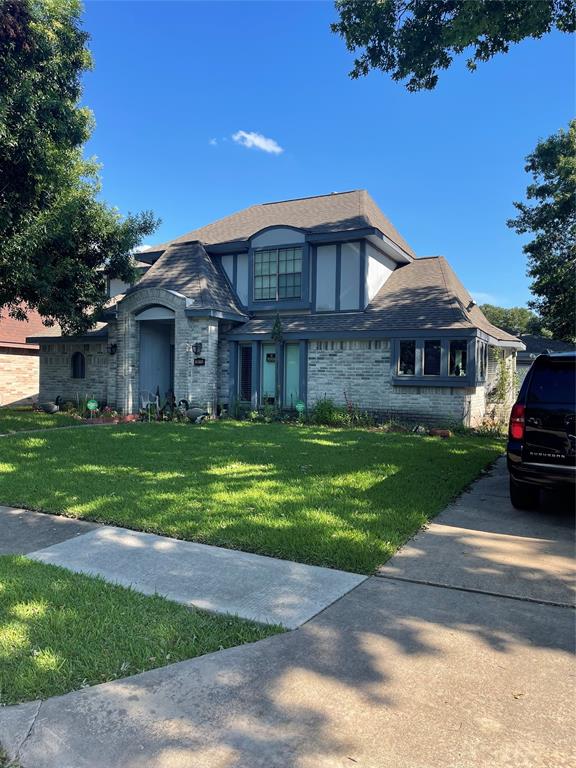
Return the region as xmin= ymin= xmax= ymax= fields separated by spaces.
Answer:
xmin=2 ymin=458 xmax=575 ymax=768
xmin=27 ymin=526 xmax=365 ymax=628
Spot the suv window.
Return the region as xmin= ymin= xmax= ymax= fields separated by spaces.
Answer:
xmin=527 ymin=359 xmax=576 ymax=404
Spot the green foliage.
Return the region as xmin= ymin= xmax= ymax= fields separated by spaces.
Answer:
xmin=508 ymin=120 xmax=576 ymax=342
xmin=487 ymin=350 xmax=511 ymax=405
xmin=0 ymin=422 xmax=504 ymax=573
xmin=0 ymin=0 xmax=158 ymax=334
xmin=479 ymin=303 xmax=544 ymax=336
xmin=0 ymin=555 xmax=278 ymax=705
xmin=332 ymin=1 xmax=575 ymax=90
xmin=312 ymin=397 xmax=374 ymax=427
xmin=0 ymin=407 xmax=78 ymax=434
xmin=270 ymin=313 xmax=284 ymax=343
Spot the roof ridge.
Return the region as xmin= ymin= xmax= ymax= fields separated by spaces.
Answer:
xmin=261 ymin=190 xmax=361 ymax=206
xmin=436 ymin=256 xmax=470 ymax=324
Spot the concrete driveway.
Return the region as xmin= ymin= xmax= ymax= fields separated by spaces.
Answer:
xmin=2 ymin=458 xmax=575 ymax=768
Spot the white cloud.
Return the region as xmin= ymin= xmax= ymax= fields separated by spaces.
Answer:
xmin=209 ymin=138 xmax=218 ymax=146
xmin=232 ymin=130 xmax=283 ymax=155
xmin=133 ymin=244 xmax=152 ymax=253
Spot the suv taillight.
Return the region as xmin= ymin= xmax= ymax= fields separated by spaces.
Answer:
xmin=509 ymin=403 xmax=526 ymax=441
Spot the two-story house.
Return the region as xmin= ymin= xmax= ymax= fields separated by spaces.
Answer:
xmin=29 ymin=191 xmax=523 ymax=425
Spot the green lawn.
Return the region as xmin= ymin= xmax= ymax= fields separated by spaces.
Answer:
xmin=0 ymin=407 xmax=78 ymax=435
xmin=0 ymin=422 xmax=503 ymax=573
xmin=0 ymin=555 xmax=279 ymax=705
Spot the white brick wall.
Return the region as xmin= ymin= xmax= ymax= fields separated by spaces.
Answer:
xmin=307 ymin=339 xmax=517 ymax=426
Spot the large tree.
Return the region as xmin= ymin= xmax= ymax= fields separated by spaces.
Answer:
xmin=507 ymin=121 xmax=575 ymax=342
xmin=0 ymin=0 xmax=158 ymax=334
xmin=479 ymin=304 xmax=545 ymax=337
xmin=332 ymin=0 xmax=575 ymax=91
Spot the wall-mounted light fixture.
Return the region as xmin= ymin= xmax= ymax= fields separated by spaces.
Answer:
xmin=107 ymin=343 xmax=118 ymax=355
xmin=192 ymin=342 xmax=203 ymax=356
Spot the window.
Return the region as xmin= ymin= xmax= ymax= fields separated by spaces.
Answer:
xmin=398 ymin=340 xmax=416 ymax=375
xmin=527 ymin=359 xmax=576 ymax=405
xmin=424 ymin=340 xmax=441 ymax=376
xmin=71 ymin=351 xmax=85 ymax=379
xmin=254 ymin=247 xmax=302 ymax=301
xmin=477 ymin=341 xmax=487 ymax=379
xmin=449 ymin=340 xmax=468 ymax=376
xmin=239 ymin=345 xmax=252 ymax=401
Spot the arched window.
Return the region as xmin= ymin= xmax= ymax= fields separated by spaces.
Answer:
xmin=71 ymin=351 xmax=85 ymax=379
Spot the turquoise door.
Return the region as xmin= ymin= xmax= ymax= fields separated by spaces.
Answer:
xmin=262 ymin=343 xmax=276 ymax=404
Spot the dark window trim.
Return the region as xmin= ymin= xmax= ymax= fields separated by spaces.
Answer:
xmin=253 ymin=245 xmax=304 ymax=302
xmin=71 ymin=351 xmax=86 ymax=379
xmin=391 ymin=337 xmax=475 ymax=387
xmin=247 ymin=242 xmax=310 ymax=311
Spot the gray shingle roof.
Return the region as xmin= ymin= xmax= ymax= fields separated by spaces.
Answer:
xmin=227 ymin=257 xmax=521 ymax=343
xmin=134 ymin=242 xmax=246 ymax=317
xmin=148 ymin=190 xmax=416 ymax=259
xmin=368 ymin=256 xmax=519 ymax=341
xmin=518 ymin=334 xmax=575 ymax=360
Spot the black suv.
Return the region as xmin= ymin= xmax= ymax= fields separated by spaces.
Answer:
xmin=507 ymin=352 xmax=576 ymax=509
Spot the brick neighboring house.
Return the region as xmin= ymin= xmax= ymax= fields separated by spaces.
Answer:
xmin=29 ymin=190 xmax=524 ymax=425
xmin=0 ymin=309 xmax=59 ymax=406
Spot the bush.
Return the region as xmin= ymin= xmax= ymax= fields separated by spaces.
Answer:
xmin=312 ymin=397 xmax=374 ymax=428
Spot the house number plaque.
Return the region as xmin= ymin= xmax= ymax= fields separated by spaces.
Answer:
xmin=193 ymin=357 xmax=206 ymax=366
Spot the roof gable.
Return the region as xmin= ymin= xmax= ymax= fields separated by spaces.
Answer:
xmin=133 ymin=242 xmax=245 ymax=317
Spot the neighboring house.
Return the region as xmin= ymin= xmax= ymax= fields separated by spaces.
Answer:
xmin=517 ymin=335 xmax=576 ymax=387
xmin=0 ymin=308 xmax=59 ymax=406
xmin=29 ymin=190 xmax=524 ymax=425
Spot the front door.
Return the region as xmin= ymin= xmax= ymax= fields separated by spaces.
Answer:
xmin=139 ymin=321 xmax=173 ymax=399
xmin=262 ymin=343 xmax=277 ymax=404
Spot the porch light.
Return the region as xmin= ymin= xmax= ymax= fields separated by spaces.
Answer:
xmin=192 ymin=342 xmax=203 ymax=356
xmin=107 ymin=343 xmax=118 ymax=355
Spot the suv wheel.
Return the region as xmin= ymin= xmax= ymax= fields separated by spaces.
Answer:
xmin=509 ymin=477 xmax=539 ymax=510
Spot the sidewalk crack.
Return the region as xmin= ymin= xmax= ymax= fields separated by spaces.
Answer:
xmin=14 ymin=700 xmax=42 ymax=764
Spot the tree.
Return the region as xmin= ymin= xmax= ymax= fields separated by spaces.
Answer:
xmin=0 ymin=0 xmax=158 ymax=334
xmin=507 ymin=121 xmax=575 ymax=342
xmin=332 ymin=1 xmax=575 ymax=91
xmin=479 ymin=304 xmax=545 ymax=337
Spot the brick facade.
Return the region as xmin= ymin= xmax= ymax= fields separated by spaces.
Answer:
xmin=307 ymin=339 xmax=517 ymax=426
xmin=35 ymin=290 xmax=517 ymax=425
xmin=37 ymin=288 xmax=220 ymax=414
xmin=0 ymin=349 xmax=40 ymax=406
xmin=37 ymin=340 xmax=109 ymax=406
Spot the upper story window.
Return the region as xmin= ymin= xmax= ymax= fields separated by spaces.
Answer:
xmin=254 ymin=247 xmax=302 ymax=301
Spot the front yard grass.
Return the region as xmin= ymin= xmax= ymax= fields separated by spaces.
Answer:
xmin=0 ymin=555 xmax=280 ymax=705
xmin=0 ymin=407 xmax=77 ymax=435
xmin=0 ymin=422 xmax=503 ymax=573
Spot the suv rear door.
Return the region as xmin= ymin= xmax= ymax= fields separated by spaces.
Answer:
xmin=523 ymin=356 xmax=576 ymax=467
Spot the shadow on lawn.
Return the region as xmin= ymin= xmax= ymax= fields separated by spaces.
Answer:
xmin=3 ymin=437 xmax=575 ymax=766
xmin=14 ymin=523 xmax=576 ymax=767
xmin=0 ymin=424 xmax=504 ymax=573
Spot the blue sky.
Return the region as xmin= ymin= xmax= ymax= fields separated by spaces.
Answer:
xmin=82 ymin=1 xmax=574 ymax=308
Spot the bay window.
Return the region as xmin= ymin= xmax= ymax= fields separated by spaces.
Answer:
xmin=424 ymin=340 xmax=441 ymax=376
xmin=449 ymin=340 xmax=468 ymax=377
xmin=393 ymin=337 xmax=476 ymax=384
xmin=398 ymin=340 xmax=416 ymax=375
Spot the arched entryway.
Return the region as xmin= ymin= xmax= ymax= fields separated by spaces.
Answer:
xmin=135 ymin=305 xmax=175 ymax=403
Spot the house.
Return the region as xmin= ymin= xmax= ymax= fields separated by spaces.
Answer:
xmin=0 ymin=307 xmax=59 ymax=406
xmin=516 ymin=334 xmax=576 ymax=387
xmin=28 ymin=190 xmax=524 ymax=425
